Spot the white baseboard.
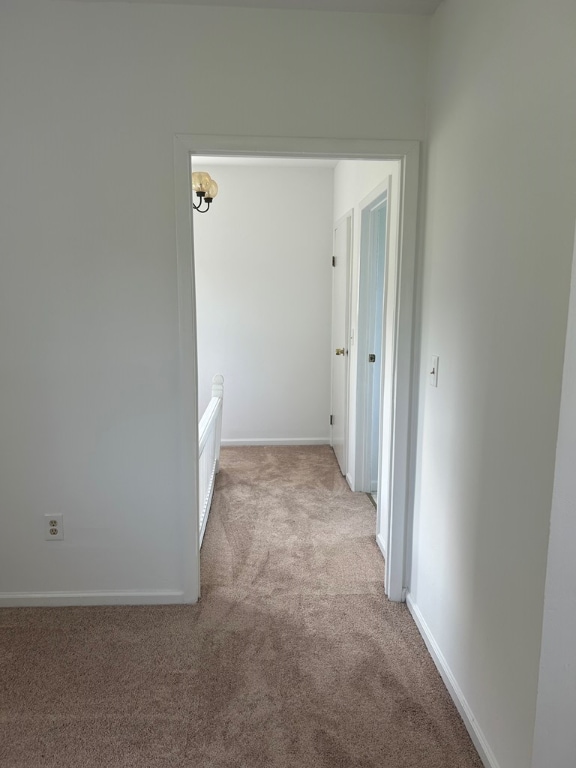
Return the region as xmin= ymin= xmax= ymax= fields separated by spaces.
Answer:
xmin=376 ymin=531 xmax=387 ymax=560
xmin=221 ymin=438 xmax=330 ymax=447
xmin=406 ymin=594 xmax=500 ymax=768
xmin=0 ymin=590 xmax=187 ymax=607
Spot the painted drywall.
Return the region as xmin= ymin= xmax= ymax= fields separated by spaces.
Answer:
xmin=410 ymin=1 xmax=576 ymax=767
xmin=0 ymin=1 xmax=427 ymax=601
xmin=193 ymin=163 xmax=333 ymax=443
xmin=531 ymin=221 xmax=576 ymax=768
xmin=333 ymin=160 xmax=400 ymax=505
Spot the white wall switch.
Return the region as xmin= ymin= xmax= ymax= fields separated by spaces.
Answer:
xmin=44 ymin=513 xmax=64 ymax=541
xmin=429 ymin=355 xmax=439 ymax=387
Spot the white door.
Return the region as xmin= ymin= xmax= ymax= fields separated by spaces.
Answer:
xmin=368 ymin=199 xmax=388 ymax=493
xmin=330 ymin=214 xmax=352 ymax=476
xmin=355 ymin=185 xmax=390 ymax=496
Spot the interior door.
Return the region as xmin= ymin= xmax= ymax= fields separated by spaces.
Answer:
xmin=331 ymin=214 xmax=352 ymax=476
xmin=368 ymin=199 xmax=388 ymax=493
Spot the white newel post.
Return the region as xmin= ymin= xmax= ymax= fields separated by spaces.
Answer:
xmin=211 ymin=374 xmax=224 ymax=399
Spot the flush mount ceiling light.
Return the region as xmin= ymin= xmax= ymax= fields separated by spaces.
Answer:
xmin=191 ymin=171 xmax=218 ymax=213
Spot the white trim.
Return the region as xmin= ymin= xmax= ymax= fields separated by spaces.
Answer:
xmin=0 ymin=591 xmax=185 ymax=607
xmin=406 ymin=594 xmax=501 ymax=768
xmin=355 ymin=183 xmax=389 ymax=492
xmin=178 ymin=134 xmax=420 ymax=161
xmin=174 ymin=137 xmax=201 ymax=604
xmin=174 ymin=134 xmax=420 ymax=605
xmin=385 ymin=143 xmax=419 ymax=602
xmin=374 ymin=179 xmax=395 ymax=588
xmin=221 ymin=438 xmax=330 ymax=447
xmin=376 ymin=531 xmax=387 ymax=560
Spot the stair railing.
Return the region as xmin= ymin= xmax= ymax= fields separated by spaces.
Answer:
xmin=198 ymin=374 xmax=224 ymax=546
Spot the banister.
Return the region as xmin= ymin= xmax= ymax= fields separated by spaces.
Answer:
xmin=198 ymin=374 xmax=224 ymax=546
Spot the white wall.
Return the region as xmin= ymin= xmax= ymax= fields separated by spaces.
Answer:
xmin=0 ymin=0 xmax=428 ymax=602
xmin=193 ymin=163 xmax=333 ymax=444
xmin=410 ymin=1 xmax=576 ymax=767
xmin=333 ymin=160 xmax=400 ymax=495
xmin=531 ymin=221 xmax=576 ymax=768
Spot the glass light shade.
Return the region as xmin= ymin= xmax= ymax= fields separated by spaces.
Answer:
xmin=205 ymin=180 xmax=218 ymax=199
xmin=192 ymin=171 xmax=212 ymax=192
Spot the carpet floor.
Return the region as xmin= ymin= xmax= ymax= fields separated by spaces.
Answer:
xmin=0 ymin=445 xmax=483 ymax=767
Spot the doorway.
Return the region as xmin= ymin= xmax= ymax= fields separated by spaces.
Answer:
xmin=174 ymin=134 xmax=420 ymax=604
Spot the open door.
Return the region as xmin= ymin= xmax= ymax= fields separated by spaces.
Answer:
xmin=366 ymin=196 xmax=388 ymax=496
xmin=330 ymin=213 xmax=352 ymax=477
xmin=355 ymin=182 xmax=390 ymax=499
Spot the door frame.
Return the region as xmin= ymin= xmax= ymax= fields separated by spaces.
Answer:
xmin=355 ymin=181 xmax=391 ymax=496
xmin=330 ymin=211 xmax=353 ymax=478
xmin=174 ymin=134 xmax=420 ymax=603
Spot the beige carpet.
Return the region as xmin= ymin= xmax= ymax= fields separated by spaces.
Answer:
xmin=0 ymin=445 xmax=483 ymax=767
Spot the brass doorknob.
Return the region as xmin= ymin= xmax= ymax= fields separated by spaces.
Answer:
xmin=335 ymin=348 xmax=345 ymax=356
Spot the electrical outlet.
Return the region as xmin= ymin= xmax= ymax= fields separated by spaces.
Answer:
xmin=44 ymin=513 xmax=64 ymax=541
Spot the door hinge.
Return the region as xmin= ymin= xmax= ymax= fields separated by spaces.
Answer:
xmin=332 ymin=256 xmax=336 ymax=267
xmin=330 ymin=414 xmax=334 ymax=426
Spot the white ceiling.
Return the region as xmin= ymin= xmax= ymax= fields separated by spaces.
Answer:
xmin=80 ymin=0 xmax=442 ymax=15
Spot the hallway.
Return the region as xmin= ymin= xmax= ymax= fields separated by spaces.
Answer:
xmin=0 ymin=446 xmax=482 ymax=767
xmin=199 ymin=445 xmax=483 ymax=766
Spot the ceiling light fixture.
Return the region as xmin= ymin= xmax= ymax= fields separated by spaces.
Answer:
xmin=191 ymin=171 xmax=218 ymax=213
